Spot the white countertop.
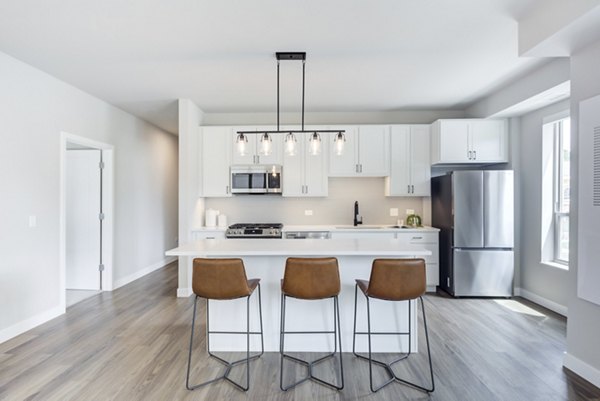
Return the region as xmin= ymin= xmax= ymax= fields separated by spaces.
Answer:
xmin=191 ymin=225 xmax=439 ymax=233
xmin=166 ymin=238 xmax=432 ymax=257
xmin=282 ymin=225 xmax=439 ymax=233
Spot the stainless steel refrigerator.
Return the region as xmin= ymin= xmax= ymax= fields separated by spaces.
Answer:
xmin=432 ymin=170 xmax=514 ymax=297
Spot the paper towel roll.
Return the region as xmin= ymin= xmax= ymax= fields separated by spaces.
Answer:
xmin=205 ymin=209 xmax=219 ymax=228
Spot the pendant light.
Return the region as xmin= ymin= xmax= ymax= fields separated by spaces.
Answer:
xmin=235 ymin=133 xmax=248 ymax=156
xmin=259 ymin=132 xmax=272 ymax=155
xmin=284 ymin=132 xmax=296 ymax=156
xmin=333 ymin=131 xmax=345 ymax=156
xmin=309 ymin=132 xmax=321 ymax=156
xmin=235 ymin=52 xmax=345 ymax=157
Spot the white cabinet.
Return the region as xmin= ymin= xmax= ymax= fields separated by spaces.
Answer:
xmin=396 ymin=232 xmax=439 ymax=289
xmin=386 ymin=125 xmax=431 ymax=197
xmin=431 ymin=119 xmax=507 ymax=164
xmin=192 ymin=230 xmax=226 ymax=240
xmin=329 ymin=125 xmax=389 ymax=176
xmin=202 ymin=126 xmax=232 ymax=197
xmin=231 ymin=126 xmax=282 ymax=165
xmin=283 ymin=132 xmax=328 ymax=197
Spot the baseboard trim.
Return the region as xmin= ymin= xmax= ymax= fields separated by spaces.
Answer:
xmin=0 ymin=305 xmax=64 ymax=345
xmin=113 ymin=256 xmax=177 ymax=289
xmin=564 ymin=353 xmax=600 ymax=389
xmin=177 ymin=288 xmax=193 ymax=298
xmin=515 ymin=287 xmax=568 ymax=316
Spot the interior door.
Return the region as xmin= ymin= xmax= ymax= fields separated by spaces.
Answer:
xmin=453 ymin=171 xmax=484 ymax=248
xmin=66 ymin=149 xmax=101 ymax=290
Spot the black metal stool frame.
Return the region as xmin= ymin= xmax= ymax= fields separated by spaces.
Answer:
xmin=279 ymin=293 xmax=344 ymax=391
xmin=186 ymin=284 xmax=264 ymax=392
xmin=352 ymin=284 xmax=435 ymax=393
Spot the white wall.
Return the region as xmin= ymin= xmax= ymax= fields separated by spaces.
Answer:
xmin=564 ymin=39 xmax=600 ymax=387
xmin=518 ymin=100 xmax=571 ymax=311
xmin=205 ymin=178 xmax=426 ymax=226
xmin=0 ymin=51 xmax=178 ymax=342
xmin=177 ymin=99 xmax=204 ymax=296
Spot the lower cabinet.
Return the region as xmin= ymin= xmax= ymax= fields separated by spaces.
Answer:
xmin=192 ymin=230 xmax=226 ymax=240
xmin=396 ymin=232 xmax=439 ymax=289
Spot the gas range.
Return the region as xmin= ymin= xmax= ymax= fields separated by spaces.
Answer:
xmin=225 ymin=223 xmax=283 ymax=239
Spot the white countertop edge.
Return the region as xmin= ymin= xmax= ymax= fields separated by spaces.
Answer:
xmin=190 ymin=225 xmax=439 ymax=233
xmin=166 ymin=238 xmax=432 ymax=257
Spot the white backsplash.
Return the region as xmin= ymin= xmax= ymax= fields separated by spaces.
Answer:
xmin=204 ymin=177 xmax=429 ymax=226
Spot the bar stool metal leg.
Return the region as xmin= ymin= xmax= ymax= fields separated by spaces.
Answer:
xmin=352 ymin=284 xmax=435 ymax=393
xmin=279 ymin=294 xmax=344 ymax=391
xmin=186 ymin=284 xmax=264 ymax=392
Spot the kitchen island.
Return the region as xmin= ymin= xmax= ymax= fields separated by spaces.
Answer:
xmin=166 ymin=238 xmax=431 ymax=352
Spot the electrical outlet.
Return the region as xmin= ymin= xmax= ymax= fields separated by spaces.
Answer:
xmin=406 ymin=209 xmax=415 ymax=215
xmin=389 ymin=208 xmax=398 ymax=217
xmin=28 ymin=215 xmax=37 ymax=228
xmin=304 ymin=210 xmax=313 ymax=216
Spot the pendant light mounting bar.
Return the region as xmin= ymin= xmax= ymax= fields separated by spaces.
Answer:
xmin=235 ymin=52 xmax=344 ymax=158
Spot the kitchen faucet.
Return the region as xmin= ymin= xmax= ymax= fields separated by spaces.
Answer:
xmin=354 ymin=201 xmax=363 ymax=226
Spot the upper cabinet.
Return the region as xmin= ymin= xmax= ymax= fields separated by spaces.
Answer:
xmin=431 ymin=119 xmax=507 ymax=165
xmin=329 ymin=125 xmax=390 ymax=176
xmin=283 ymin=131 xmax=328 ymax=197
xmin=202 ymin=126 xmax=232 ymax=197
xmin=385 ymin=125 xmax=431 ymax=197
xmin=231 ymin=126 xmax=282 ymax=165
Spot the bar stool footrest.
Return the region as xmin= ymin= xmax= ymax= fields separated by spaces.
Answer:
xmin=280 ymin=352 xmax=343 ymax=391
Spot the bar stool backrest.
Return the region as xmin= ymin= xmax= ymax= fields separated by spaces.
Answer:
xmin=282 ymin=257 xmax=341 ymax=299
xmin=193 ymin=258 xmax=252 ymax=300
xmin=367 ymin=259 xmax=426 ymax=301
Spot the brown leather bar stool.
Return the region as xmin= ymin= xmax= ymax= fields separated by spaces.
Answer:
xmin=186 ymin=258 xmax=264 ymax=392
xmin=279 ymin=257 xmax=344 ymax=391
xmin=352 ymin=258 xmax=434 ymax=393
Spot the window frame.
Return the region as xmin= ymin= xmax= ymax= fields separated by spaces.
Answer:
xmin=551 ymin=117 xmax=570 ymax=265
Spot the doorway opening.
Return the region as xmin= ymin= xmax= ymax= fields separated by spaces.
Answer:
xmin=60 ymin=133 xmax=114 ymax=309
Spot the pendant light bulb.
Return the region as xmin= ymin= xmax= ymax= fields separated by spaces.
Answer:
xmin=334 ymin=132 xmax=345 ymax=156
xmin=259 ymin=133 xmax=272 ymax=156
xmin=285 ymin=132 xmax=297 ymax=156
xmin=309 ymin=132 xmax=321 ymax=156
xmin=236 ymin=133 xmax=248 ymax=156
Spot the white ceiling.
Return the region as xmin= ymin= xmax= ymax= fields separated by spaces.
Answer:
xmin=0 ymin=0 xmax=545 ymax=134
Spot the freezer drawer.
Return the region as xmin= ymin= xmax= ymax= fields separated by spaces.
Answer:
xmin=453 ymin=249 xmax=514 ymax=297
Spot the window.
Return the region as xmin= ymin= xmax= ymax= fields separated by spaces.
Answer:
xmin=553 ymin=118 xmax=570 ymax=263
xmin=541 ymin=114 xmax=570 ymax=267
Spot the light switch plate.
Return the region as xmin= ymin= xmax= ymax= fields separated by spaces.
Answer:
xmin=390 ymin=208 xmax=398 ymax=217
xmin=28 ymin=215 xmax=37 ymax=228
xmin=304 ymin=210 xmax=313 ymax=216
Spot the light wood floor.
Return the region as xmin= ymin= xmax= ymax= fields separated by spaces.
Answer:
xmin=1 ymin=261 xmax=599 ymax=401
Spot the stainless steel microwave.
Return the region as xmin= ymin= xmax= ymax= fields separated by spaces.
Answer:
xmin=230 ymin=165 xmax=282 ymax=194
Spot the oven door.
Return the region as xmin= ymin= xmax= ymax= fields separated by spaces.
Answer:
xmin=231 ymin=171 xmax=267 ymax=194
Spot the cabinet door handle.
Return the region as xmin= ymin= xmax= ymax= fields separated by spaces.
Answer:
xmin=355 ymin=164 xmax=359 ymax=173
xmin=473 ymin=150 xmax=476 ymax=160
xmin=360 ymin=164 xmax=363 ymax=173
xmin=412 ymin=236 xmax=423 ymax=240
xmin=305 ymin=185 xmax=308 ymax=194
xmin=411 ymin=185 xmax=414 ymax=193
xmin=226 ymin=185 xmax=229 ymax=194
xmin=467 ymin=150 xmax=471 ymax=160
